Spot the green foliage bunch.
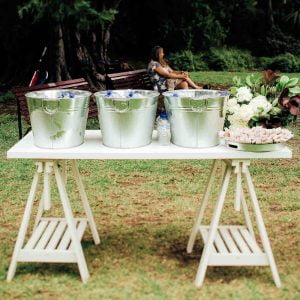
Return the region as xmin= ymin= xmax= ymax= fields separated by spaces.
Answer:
xmin=18 ymin=0 xmax=117 ymax=29
xmin=206 ymin=48 xmax=255 ymax=71
xmin=168 ymin=51 xmax=207 ymax=72
xmin=259 ymin=53 xmax=300 ymax=73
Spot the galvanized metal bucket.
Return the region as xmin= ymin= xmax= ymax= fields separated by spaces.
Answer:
xmin=94 ymin=90 xmax=159 ymax=148
xmin=26 ymin=89 xmax=91 ymax=149
xmin=163 ymin=89 xmax=229 ymax=148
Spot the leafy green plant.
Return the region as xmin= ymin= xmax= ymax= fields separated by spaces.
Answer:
xmin=168 ymin=50 xmax=208 ymax=72
xmin=206 ymin=48 xmax=255 ymax=71
xmin=260 ymin=53 xmax=300 ymax=73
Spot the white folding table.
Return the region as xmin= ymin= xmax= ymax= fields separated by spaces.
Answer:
xmin=6 ymin=130 xmax=292 ymax=286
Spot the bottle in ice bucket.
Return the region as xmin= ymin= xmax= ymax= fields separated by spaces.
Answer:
xmin=157 ymin=113 xmax=171 ymax=146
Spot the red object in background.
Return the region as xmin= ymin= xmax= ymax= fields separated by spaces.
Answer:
xmin=29 ymin=71 xmax=39 ymax=87
xmin=29 ymin=46 xmax=48 ymax=87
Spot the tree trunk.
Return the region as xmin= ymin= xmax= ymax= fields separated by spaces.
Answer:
xmin=73 ymin=31 xmax=105 ymax=91
xmin=100 ymin=23 xmax=112 ymax=62
xmin=91 ymin=31 xmax=106 ymax=74
xmin=54 ymin=23 xmax=71 ymax=81
xmin=98 ymin=0 xmax=122 ymax=64
xmin=267 ymin=0 xmax=275 ymax=28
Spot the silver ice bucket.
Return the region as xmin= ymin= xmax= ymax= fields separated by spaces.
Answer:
xmin=94 ymin=89 xmax=159 ymax=148
xmin=163 ymin=89 xmax=229 ymax=148
xmin=26 ymin=89 xmax=91 ymax=149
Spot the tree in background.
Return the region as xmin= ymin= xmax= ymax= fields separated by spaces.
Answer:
xmin=0 ymin=0 xmax=299 ymax=87
xmin=18 ymin=0 xmax=122 ymax=89
xmin=110 ymin=0 xmax=226 ymax=60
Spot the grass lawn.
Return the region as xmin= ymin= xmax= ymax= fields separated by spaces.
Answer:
xmin=190 ymin=71 xmax=300 ymax=86
xmin=0 ymin=71 xmax=299 ymax=299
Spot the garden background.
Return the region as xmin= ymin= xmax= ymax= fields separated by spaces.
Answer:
xmin=0 ymin=0 xmax=300 ymax=89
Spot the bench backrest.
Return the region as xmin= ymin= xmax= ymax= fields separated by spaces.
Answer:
xmin=12 ymin=78 xmax=97 ymax=125
xmin=106 ymin=69 xmax=153 ymax=90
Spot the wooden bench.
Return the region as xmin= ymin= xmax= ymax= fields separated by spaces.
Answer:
xmin=13 ymin=78 xmax=97 ymax=139
xmin=106 ymin=69 xmax=153 ymax=90
xmin=106 ymin=68 xmax=166 ymax=113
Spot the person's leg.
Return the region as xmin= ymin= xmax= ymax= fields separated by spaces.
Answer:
xmin=185 ymin=78 xmax=201 ymax=89
xmin=175 ymin=78 xmax=201 ymax=90
xmin=175 ymin=80 xmax=188 ymax=89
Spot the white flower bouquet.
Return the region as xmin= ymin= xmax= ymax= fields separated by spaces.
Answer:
xmin=225 ymin=70 xmax=300 ymax=128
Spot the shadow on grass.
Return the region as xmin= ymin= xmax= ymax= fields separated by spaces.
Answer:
xmin=68 ymin=226 xmax=274 ymax=285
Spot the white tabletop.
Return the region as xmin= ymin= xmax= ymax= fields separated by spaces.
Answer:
xmin=7 ymin=130 xmax=292 ymax=160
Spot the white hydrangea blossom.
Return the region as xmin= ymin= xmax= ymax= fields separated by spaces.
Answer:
xmin=227 ymin=103 xmax=254 ymax=129
xmin=226 ymin=97 xmax=239 ymax=114
xmin=237 ymin=104 xmax=254 ymax=121
xmin=236 ymin=87 xmax=253 ymax=103
xmin=228 ymin=113 xmax=250 ymax=129
xmin=249 ymin=95 xmax=272 ymax=116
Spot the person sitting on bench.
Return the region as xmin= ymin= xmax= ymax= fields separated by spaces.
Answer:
xmin=147 ymin=45 xmax=201 ymax=92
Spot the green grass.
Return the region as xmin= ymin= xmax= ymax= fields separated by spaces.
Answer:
xmin=0 ymin=82 xmax=300 ymax=298
xmin=190 ymin=71 xmax=300 ymax=86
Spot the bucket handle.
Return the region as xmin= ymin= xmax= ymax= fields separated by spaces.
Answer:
xmin=42 ymin=100 xmax=60 ymax=115
xmin=113 ymin=100 xmax=129 ymax=113
xmin=190 ymin=99 xmax=207 ymax=112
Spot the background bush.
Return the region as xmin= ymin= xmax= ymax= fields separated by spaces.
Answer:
xmin=205 ymin=48 xmax=255 ymax=71
xmin=257 ymin=57 xmax=273 ymax=70
xmin=168 ymin=50 xmax=208 ymax=72
xmin=265 ymin=53 xmax=300 ymax=72
xmin=257 ymin=53 xmax=300 ymax=72
xmin=168 ymin=49 xmax=300 ymax=73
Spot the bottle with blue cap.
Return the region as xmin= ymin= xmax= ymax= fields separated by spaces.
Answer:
xmin=157 ymin=112 xmax=171 ymax=146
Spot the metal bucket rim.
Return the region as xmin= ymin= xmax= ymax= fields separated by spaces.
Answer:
xmin=25 ymin=89 xmax=92 ymax=100
xmin=94 ymin=89 xmax=160 ymax=100
xmin=162 ymin=89 xmax=229 ymax=98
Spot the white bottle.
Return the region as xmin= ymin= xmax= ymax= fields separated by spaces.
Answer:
xmin=157 ymin=113 xmax=171 ymax=146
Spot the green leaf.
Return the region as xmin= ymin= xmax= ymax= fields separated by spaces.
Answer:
xmin=272 ymin=98 xmax=279 ymax=106
xmin=270 ymin=107 xmax=281 ymax=115
xmin=288 ymin=86 xmax=300 ymax=94
xmin=276 ymin=83 xmax=283 ymax=93
xmin=279 ymin=75 xmax=289 ymax=85
xmin=260 ymin=85 xmax=266 ymax=96
xmin=229 ymin=87 xmax=237 ymax=95
xmin=286 ymin=78 xmax=299 ymax=88
xmin=258 ymin=107 xmax=264 ymax=113
xmin=233 ymin=76 xmax=241 ymax=86
xmin=253 ymin=78 xmax=261 ymax=86
xmin=246 ymin=75 xmax=253 ymax=87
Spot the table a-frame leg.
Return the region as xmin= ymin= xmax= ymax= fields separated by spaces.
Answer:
xmin=7 ymin=160 xmax=99 ymax=283
xmin=187 ymin=160 xmax=219 ymax=253
xmin=195 ymin=162 xmax=233 ymax=287
xmin=187 ymin=159 xmax=281 ymax=288
xmin=71 ymin=161 xmax=100 ymax=245
xmin=7 ymin=162 xmax=43 ymax=281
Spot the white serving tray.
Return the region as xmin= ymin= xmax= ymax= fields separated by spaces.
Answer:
xmin=225 ymin=141 xmax=285 ymax=152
